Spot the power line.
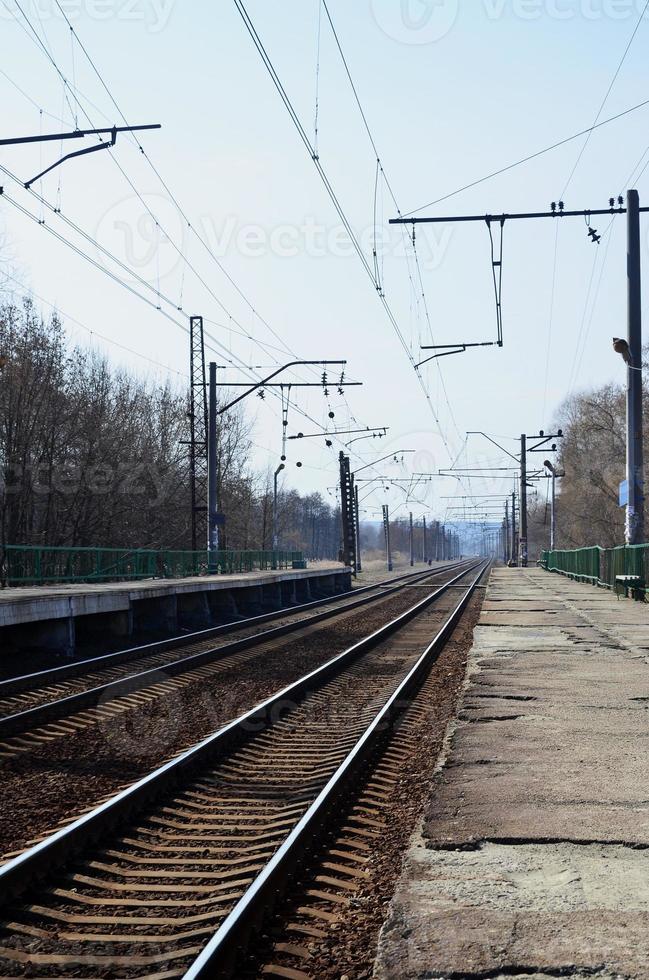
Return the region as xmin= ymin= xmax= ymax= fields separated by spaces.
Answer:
xmin=6 ymin=0 xmax=454 ymax=499
xmin=561 ymin=0 xmax=649 ymax=197
xmin=49 ymin=0 xmax=316 ymax=372
xmin=233 ymin=0 xmax=469 ymax=488
xmin=2 ymin=135 xmax=374 ymax=475
xmin=2 ymin=188 xmax=376 ymax=475
xmin=1 ymin=270 xmax=188 ymax=378
xmin=8 ymin=0 xmax=327 ymax=404
xmin=402 ymin=97 xmax=649 ymax=217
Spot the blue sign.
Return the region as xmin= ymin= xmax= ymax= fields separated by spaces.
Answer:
xmin=619 ymin=480 xmax=629 ymax=507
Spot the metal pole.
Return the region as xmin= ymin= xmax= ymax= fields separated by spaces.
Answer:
xmin=504 ymin=499 xmax=510 ymax=563
xmin=339 ymin=453 xmax=357 ymax=575
xmin=519 ymin=435 xmax=528 ymax=566
xmin=626 ymin=188 xmax=644 ymax=544
xmin=550 ymin=470 xmax=556 ymax=551
xmin=273 ymin=470 xmax=279 ymax=551
xmin=383 ymin=504 xmax=393 ymax=572
xmin=423 ymin=516 xmax=428 ymax=562
xmin=355 ymin=483 xmax=362 ymax=572
xmin=409 ymin=512 xmax=414 ymax=566
xmin=511 ymin=490 xmax=516 ymax=565
xmin=207 ymin=362 xmax=219 ymax=574
xmin=272 ymin=463 xmax=285 ymax=566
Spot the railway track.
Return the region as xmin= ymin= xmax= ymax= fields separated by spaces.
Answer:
xmin=0 ymin=561 xmax=473 ymax=757
xmin=0 ymin=559 xmax=488 ymax=978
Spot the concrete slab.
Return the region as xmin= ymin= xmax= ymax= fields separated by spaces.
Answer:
xmin=0 ymin=563 xmax=346 ymax=627
xmin=374 ymin=567 xmax=649 ymax=980
xmin=0 ymin=563 xmax=352 ymax=659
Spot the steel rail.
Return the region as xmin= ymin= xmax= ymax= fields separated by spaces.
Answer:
xmin=0 ymin=560 xmax=484 ymax=901
xmin=0 ymin=563 xmax=474 ymax=740
xmin=0 ymin=561 xmax=471 ymax=700
xmin=186 ymin=559 xmax=490 ymax=978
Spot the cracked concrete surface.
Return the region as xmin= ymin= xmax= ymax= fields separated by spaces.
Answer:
xmin=374 ymin=568 xmax=649 ymax=980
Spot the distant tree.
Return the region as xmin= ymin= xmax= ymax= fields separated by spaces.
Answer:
xmin=0 ymin=299 xmax=343 ymax=579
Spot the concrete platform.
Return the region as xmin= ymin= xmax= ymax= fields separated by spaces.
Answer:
xmin=375 ymin=567 xmax=649 ymax=980
xmin=0 ymin=563 xmax=350 ymax=658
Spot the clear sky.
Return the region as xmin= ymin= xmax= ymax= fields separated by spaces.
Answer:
xmin=1 ymin=0 xmax=648 ymax=532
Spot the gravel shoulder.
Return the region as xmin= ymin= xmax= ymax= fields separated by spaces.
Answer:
xmin=0 ymin=577 xmax=467 ymax=862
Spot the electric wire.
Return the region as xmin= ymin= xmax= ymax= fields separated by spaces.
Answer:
xmin=561 ymin=0 xmax=649 ymax=198
xmin=402 ymin=97 xmax=649 ymax=217
xmin=232 ymin=0 xmax=471 ymax=514
xmin=20 ymin=0 xmax=452 ymax=502
xmin=49 ymin=0 xmax=316 ymax=371
xmin=1 ymin=269 xmax=188 ymax=379
xmin=7 ymin=0 xmax=465 ymax=514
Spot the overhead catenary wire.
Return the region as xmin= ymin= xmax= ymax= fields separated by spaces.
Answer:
xmin=7 ymin=0 xmax=334 ymax=410
xmin=0 ymin=161 xmax=308 ymax=367
xmin=48 ymin=0 xmax=320 ymax=375
xmin=560 ymin=0 xmax=649 ymax=198
xmin=7 ymin=0 xmax=461 ymax=508
xmin=6 ymin=0 xmax=486 ymax=513
xmin=232 ymin=0 xmax=474 ymax=511
xmin=32 ymin=0 xmax=390 ymax=461
xmin=0 ymin=190 xmax=365 ymax=462
xmin=402 ymin=97 xmax=649 ymax=217
xmin=1 ymin=269 xmax=188 ymax=379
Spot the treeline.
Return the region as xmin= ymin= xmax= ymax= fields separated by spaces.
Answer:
xmin=0 ymin=300 xmax=342 ymax=563
xmin=360 ymin=517 xmax=460 ymax=560
xmin=530 ymin=359 xmax=649 ymax=555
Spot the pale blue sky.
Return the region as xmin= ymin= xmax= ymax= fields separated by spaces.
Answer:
xmin=1 ymin=0 xmax=648 ymax=530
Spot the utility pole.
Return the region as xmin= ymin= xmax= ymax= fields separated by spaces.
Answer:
xmin=550 ymin=469 xmax=557 ymax=550
xmin=272 ymin=463 xmax=285 ymax=567
xmin=504 ymin=498 xmax=510 ymax=563
xmin=409 ymin=512 xmax=414 ymax=567
xmin=519 ymin=434 xmax=528 ymax=567
xmin=511 ymin=490 xmax=516 ymax=565
xmin=423 ymin=516 xmax=428 ymax=562
xmin=544 ymin=460 xmax=565 ymax=551
xmin=382 ymin=504 xmax=393 ymax=572
xmin=354 ymin=484 xmax=362 ymax=573
xmin=188 ymin=315 xmax=209 ymax=552
xmin=626 ymin=189 xmax=644 ymax=544
xmin=339 ymin=452 xmax=357 ymax=576
xmin=207 ymin=362 xmax=220 ymax=574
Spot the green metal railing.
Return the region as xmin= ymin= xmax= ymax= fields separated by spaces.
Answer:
xmin=2 ymin=546 xmax=306 ymax=586
xmin=541 ymin=544 xmax=649 ymax=596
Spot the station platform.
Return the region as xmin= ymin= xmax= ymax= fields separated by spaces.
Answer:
xmin=0 ymin=562 xmax=350 ymax=659
xmin=375 ymin=566 xmax=649 ymax=980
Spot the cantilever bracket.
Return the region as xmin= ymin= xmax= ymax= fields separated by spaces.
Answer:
xmin=25 ymin=128 xmax=117 ymax=189
xmin=416 ymin=340 xmax=497 ymax=369
xmin=2 ymin=123 xmax=162 ymax=190
xmin=416 ymin=347 xmax=466 ymax=368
